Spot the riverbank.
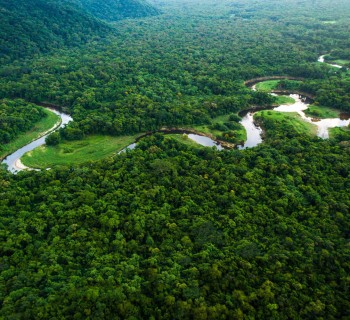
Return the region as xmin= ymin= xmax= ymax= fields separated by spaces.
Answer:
xmin=21 ymin=134 xmax=140 ymax=169
xmin=244 ymin=76 xmax=305 ymax=87
xmin=0 ymin=108 xmax=61 ymax=161
xmin=255 ymin=110 xmax=318 ymax=137
xmin=240 ymin=71 xmax=350 ymax=147
xmin=152 ymin=128 xmax=236 ymax=149
xmin=21 ymin=129 xmax=235 ymax=170
xmin=5 ymin=53 xmax=348 ymax=172
xmin=2 ymin=108 xmax=72 ymax=173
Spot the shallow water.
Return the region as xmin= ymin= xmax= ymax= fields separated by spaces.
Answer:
xmin=238 ymin=113 xmax=263 ymax=149
xmin=118 ymin=143 xmax=137 ymax=154
xmin=274 ymin=94 xmax=350 ymax=138
xmin=239 ymin=93 xmax=350 ymax=148
xmin=318 ymin=55 xmax=343 ymax=68
xmin=187 ymin=134 xmax=224 ymax=150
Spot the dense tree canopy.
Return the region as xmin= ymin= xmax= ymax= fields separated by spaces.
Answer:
xmin=1 ymin=0 xmax=350 ymax=138
xmin=1 ymin=130 xmax=350 ymax=319
xmin=0 ymin=0 xmax=159 ymax=64
xmin=0 ymin=99 xmax=46 ymax=148
xmin=70 ymin=0 xmax=160 ymax=22
xmin=1 ymin=0 xmax=350 ymax=319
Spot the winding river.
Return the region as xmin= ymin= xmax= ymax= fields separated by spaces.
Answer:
xmin=238 ymin=55 xmax=350 ymax=148
xmin=2 ymin=54 xmax=349 ymax=172
xmin=2 ymin=109 xmax=72 ymax=173
xmin=318 ymin=55 xmax=343 ymax=68
xmin=239 ymin=93 xmax=350 ymax=149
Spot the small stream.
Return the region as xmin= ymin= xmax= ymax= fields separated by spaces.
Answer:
xmin=318 ymin=55 xmax=343 ymax=69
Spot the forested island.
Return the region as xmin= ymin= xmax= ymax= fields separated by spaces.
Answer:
xmin=1 ymin=0 xmax=350 ymax=319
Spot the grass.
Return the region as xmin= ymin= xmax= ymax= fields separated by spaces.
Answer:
xmin=319 ymin=57 xmax=350 ymax=69
xmin=20 ymin=113 xmax=246 ymax=169
xmin=331 ymin=59 xmax=350 ymax=66
xmin=189 ymin=114 xmax=246 ymax=142
xmin=255 ymin=80 xmax=302 ymax=92
xmin=256 ymin=110 xmax=317 ymax=136
xmin=274 ymin=95 xmax=295 ymax=105
xmin=255 ymin=80 xmax=280 ymax=91
xmin=22 ymin=134 xmax=140 ymax=169
xmin=329 ymin=126 xmax=350 ymax=139
xmin=304 ymin=104 xmax=340 ymax=119
xmin=0 ymin=108 xmax=60 ymax=160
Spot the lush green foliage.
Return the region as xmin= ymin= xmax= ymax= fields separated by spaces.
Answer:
xmin=191 ymin=114 xmax=246 ymax=144
xmin=71 ymin=0 xmax=160 ymax=21
xmin=255 ymin=76 xmax=350 ymax=113
xmin=1 ymin=132 xmax=350 ymax=319
xmin=23 ymin=134 xmax=139 ymax=168
xmin=1 ymin=0 xmax=350 ymax=319
xmin=0 ymin=107 xmax=59 ymax=160
xmin=0 ymin=99 xmax=46 ymax=148
xmin=1 ymin=0 xmax=350 ymax=139
xmin=325 ymin=49 xmax=350 ymax=67
xmin=0 ymin=0 xmax=159 ymax=64
xmin=0 ymin=0 xmax=111 ymax=63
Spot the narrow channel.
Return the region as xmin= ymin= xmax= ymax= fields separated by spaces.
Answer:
xmin=317 ymin=55 xmax=343 ymax=68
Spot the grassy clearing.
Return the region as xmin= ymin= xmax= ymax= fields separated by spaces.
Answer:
xmin=274 ymin=95 xmax=295 ymax=105
xmin=256 ymin=110 xmax=317 ymax=136
xmin=255 ymin=80 xmax=302 ymax=93
xmin=0 ymin=108 xmax=60 ymax=159
xmin=22 ymin=134 xmax=139 ymax=169
xmin=331 ymin=59 xmax=350 ymax=66
xmin=189 ymin=114 xmax=246 ymax=142
xmin=304 ymin=104 xmax=340 ymax=119
xmin=255 ymin=80 xmax=280 ymax=91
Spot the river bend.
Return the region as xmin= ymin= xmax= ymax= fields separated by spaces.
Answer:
xmin=2 ymin=109 xmax=72 ymax=173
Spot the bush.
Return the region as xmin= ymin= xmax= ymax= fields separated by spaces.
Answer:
xmin=45 ymin=132 xmax=61 ymax=146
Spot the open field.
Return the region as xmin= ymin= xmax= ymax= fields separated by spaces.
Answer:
xmin=255 ymin=80 xmax=280 ymax=91
xmin=22 ymin=134 xmax=139 ymax=168
xmin=165 ymin=134 xmax=204 ymax=148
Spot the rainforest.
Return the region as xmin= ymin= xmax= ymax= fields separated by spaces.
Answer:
xmin=0 ymin=0 xmax=350 ymax=319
